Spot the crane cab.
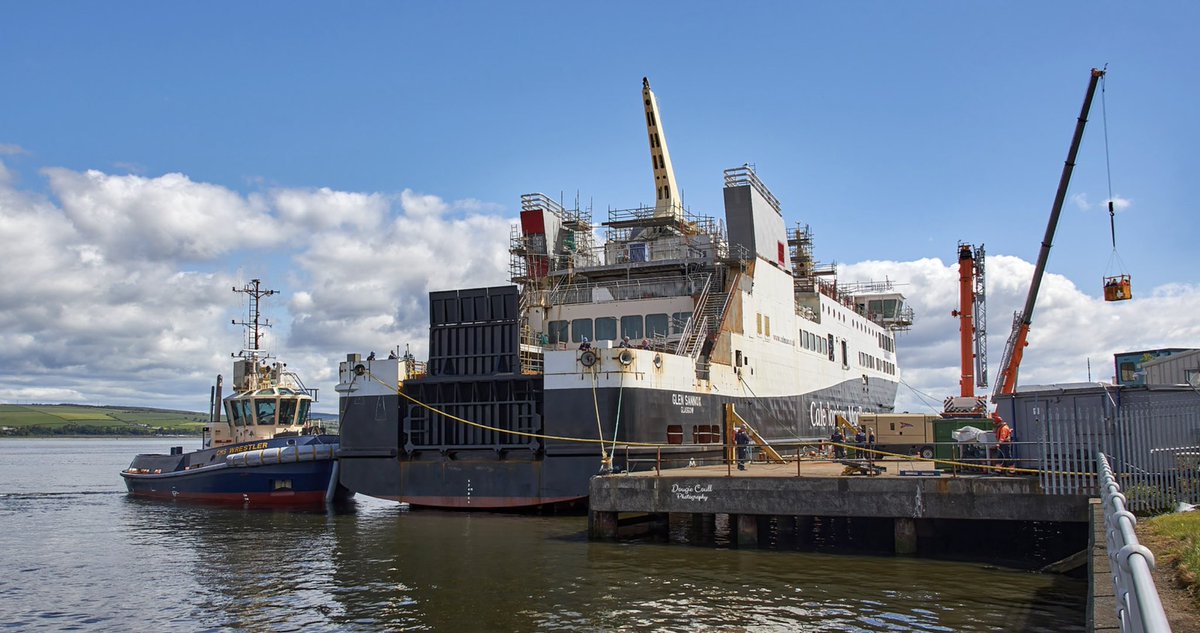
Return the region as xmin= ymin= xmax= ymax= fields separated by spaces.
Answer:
xmin=1103 ymin=275 xmax=1132 ymax=302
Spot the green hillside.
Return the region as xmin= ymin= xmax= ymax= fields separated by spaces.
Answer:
xmin=0 ymin=404 xmax=208 ymax=436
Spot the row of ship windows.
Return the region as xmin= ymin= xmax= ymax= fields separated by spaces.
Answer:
xmin=225 ymin=398 xmax=311 ymax=427
xmin=858 ymin=351 xmax=896 ymax=375
xmin=546 ymin=312 xmax=693 ymax=344
xmin=824 ymin=302 xmax=895 ymax=352
xmin=665 ymin=424 xmax=721 ymax=445
xmin=551 ymin=313 xmax=886 ymax=372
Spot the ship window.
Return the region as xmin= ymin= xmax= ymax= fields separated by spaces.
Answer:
xmin=692 ymin=425 xmax=718 ymax=444
xmin=667 ymin=425 xmax=683 ymax=445
xmin=828 ymin=334 xmax=835 ymax=361
xmin=620 ymin=315 xmax=644 ymax=339
xmin=298 ymin=400 xmax=311 ymax=426
xmin=756 ymin=313 xmax=762 ymax=335
xmin=571 ymin=318 xmax=593 ymax=343
xmin=629 ymin=243 xmax=647 ymax=262
xmin=548 ymin=320 xmax=569 ymax=344
xmin=255 ymin=398 xmax=277 ymax=426
xmin=764 ymin=316 xmax=771 ymax=337
xmin=227 ymin=401 xmax=242 ymax=426
xmin=670 ymin=312 xmax=692 ymax=334
xmin=645 ymin=313 xmax=669 ymax=338
xmin=239 ymin=400 xmax=254 ymax=426
xmin=841 ymin=340 xmax=849 ymax=369
xmin=595 ymin=317 xmax=617 ymax=341
xmin=278 ymin=398 xmax=298 ymax=426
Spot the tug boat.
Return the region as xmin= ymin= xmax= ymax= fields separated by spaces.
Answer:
xmin=121 ymin=280 xmax=352 ymax=506
xmin=334 ymin=78 xmax=911 ymax=510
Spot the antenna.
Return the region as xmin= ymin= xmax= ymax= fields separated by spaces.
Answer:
xmin=232 ymin=279 xmax=278 ymax=354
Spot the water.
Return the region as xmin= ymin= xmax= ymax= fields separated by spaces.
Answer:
xmin=0 ymin=438 xmax=1085 ymax=631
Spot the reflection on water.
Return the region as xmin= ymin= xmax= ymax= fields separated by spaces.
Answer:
xmin=0 ymin=439 xmax=1085 ymax=631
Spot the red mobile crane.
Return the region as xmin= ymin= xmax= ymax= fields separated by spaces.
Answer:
xmin=945 ymin=242 xmax=987 ymax=417
xmin=993 ymin=68 xmax=1106 ymax=400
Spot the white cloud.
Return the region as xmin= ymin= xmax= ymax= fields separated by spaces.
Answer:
xmin=1070 ymin=192 xmax=1133 ymax=213
xmin=1 ymin=163 xmax=1196 ymax=417
xmin=1107 ymin=195 xmax=1132 ymax=212
xmin=44 ymin=169 xmax=283 ymax=261
xmin=271 ymin=187 xmax=387 ymax=232
xmin=0 ymin=144 xmax=26 ymax=156
xmin=842 ymin=256 xmax=1200 ymax=414
xmin=287 ymin=194 xmax=512 ymax=356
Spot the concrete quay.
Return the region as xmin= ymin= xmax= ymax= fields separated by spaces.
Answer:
xmin=588 ymin=460 xmax=1092 ymax=554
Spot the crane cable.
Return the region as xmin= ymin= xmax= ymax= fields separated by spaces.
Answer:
xmin=1100 ymin=68 xmax=1129 ymax=277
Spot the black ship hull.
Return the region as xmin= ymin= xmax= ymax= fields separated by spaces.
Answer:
xmin=337 ymin=375 xmax=896 ymax=510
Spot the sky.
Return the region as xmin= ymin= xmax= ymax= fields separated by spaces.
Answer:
xmin=1 ymin=2 xmax=1198 ymax=415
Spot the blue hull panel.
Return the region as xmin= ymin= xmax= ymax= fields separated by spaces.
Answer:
xmin=121 ymin=435 xmax=347 ymax=506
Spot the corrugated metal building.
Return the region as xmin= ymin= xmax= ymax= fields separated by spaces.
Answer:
xmin=1112 ymin=347 xmax=1195 ymax=386
xmin=993 ymin=383 xmax=1200 ymax=510
xmin=1141 ymin=348 xmax=1200 ymax=387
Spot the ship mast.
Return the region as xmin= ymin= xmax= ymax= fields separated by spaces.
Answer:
xmin=642 ymin=77 xmax=682 ymax=222
xmin=233 ymin=279 xmax=277 ymax=356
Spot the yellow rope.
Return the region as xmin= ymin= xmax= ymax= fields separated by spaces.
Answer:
xmin=364 ymin=370 xmax=661 ymax=448
xmin=589 ymin=367 xmax=610 ymax=463
xmin=364 ymin=369 xmax=1098 ymax=477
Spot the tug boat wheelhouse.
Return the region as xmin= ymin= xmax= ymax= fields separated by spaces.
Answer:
xmin=335 ymin=78 xmax=911 ymax=510
xmin=121 ymin=280 xmax=350 ymax=506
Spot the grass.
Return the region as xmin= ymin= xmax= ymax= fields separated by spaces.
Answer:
xmin=0 ymin=404 xmax=207 ymax=436
xmin=1142 ymin=511 xmax=1200 ymax=609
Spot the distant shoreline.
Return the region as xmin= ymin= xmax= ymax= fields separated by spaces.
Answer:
xmin=0 ymin=433 xmax=202 ymax=439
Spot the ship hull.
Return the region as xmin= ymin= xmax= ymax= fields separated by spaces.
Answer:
xmin=121 ymin=436 xmax=351 ymax=507
xmin=337 ymin=377 xmax=896 ymax=510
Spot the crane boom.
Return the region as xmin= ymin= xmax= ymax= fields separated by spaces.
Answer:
xmin=993 ymin=68 xmax=1105 ymax=400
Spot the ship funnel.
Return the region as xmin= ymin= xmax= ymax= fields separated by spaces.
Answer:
xmin=642 ymin=78 xmax=682 ymax=222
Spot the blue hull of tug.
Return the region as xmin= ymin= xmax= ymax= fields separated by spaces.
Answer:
xmin=120 ymin=435 xmax=351 ymax=506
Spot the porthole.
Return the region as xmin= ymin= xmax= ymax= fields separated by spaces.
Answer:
xmin=580 ymin=350 xmax=598 ymax=368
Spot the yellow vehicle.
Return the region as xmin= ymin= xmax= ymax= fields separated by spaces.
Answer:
xmin=859 ymin=413 xmax=940 ymax=459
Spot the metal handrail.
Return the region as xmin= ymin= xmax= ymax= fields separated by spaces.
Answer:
xmin=1097 ymin=452 xmax=1172 ymax=633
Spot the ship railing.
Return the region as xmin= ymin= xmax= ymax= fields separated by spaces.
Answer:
xmin=279 ymin=369 xmax=319 ymax=401
xmin=617 ymin=439 xmax=1055 ymax=478
xmin=674 ymin=274 xmax=712 ymax=356
xmin=604 ymin=205 xmax=720 ymax=233
xmin=549 ymin=273 xmax=710 ymax=306
xmin=717 ymin=241 xmax=753 ymax=263
xmin=600 ymin=239 xmax=717 ymax=264
xmin=723 ymin=165 xmax=782 ymax=215
xmin=520 ymin=192 xmax=569 ymax=220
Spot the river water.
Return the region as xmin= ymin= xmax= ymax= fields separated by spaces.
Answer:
xmin=0 ymin=438 xmax=1084 ymax=631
